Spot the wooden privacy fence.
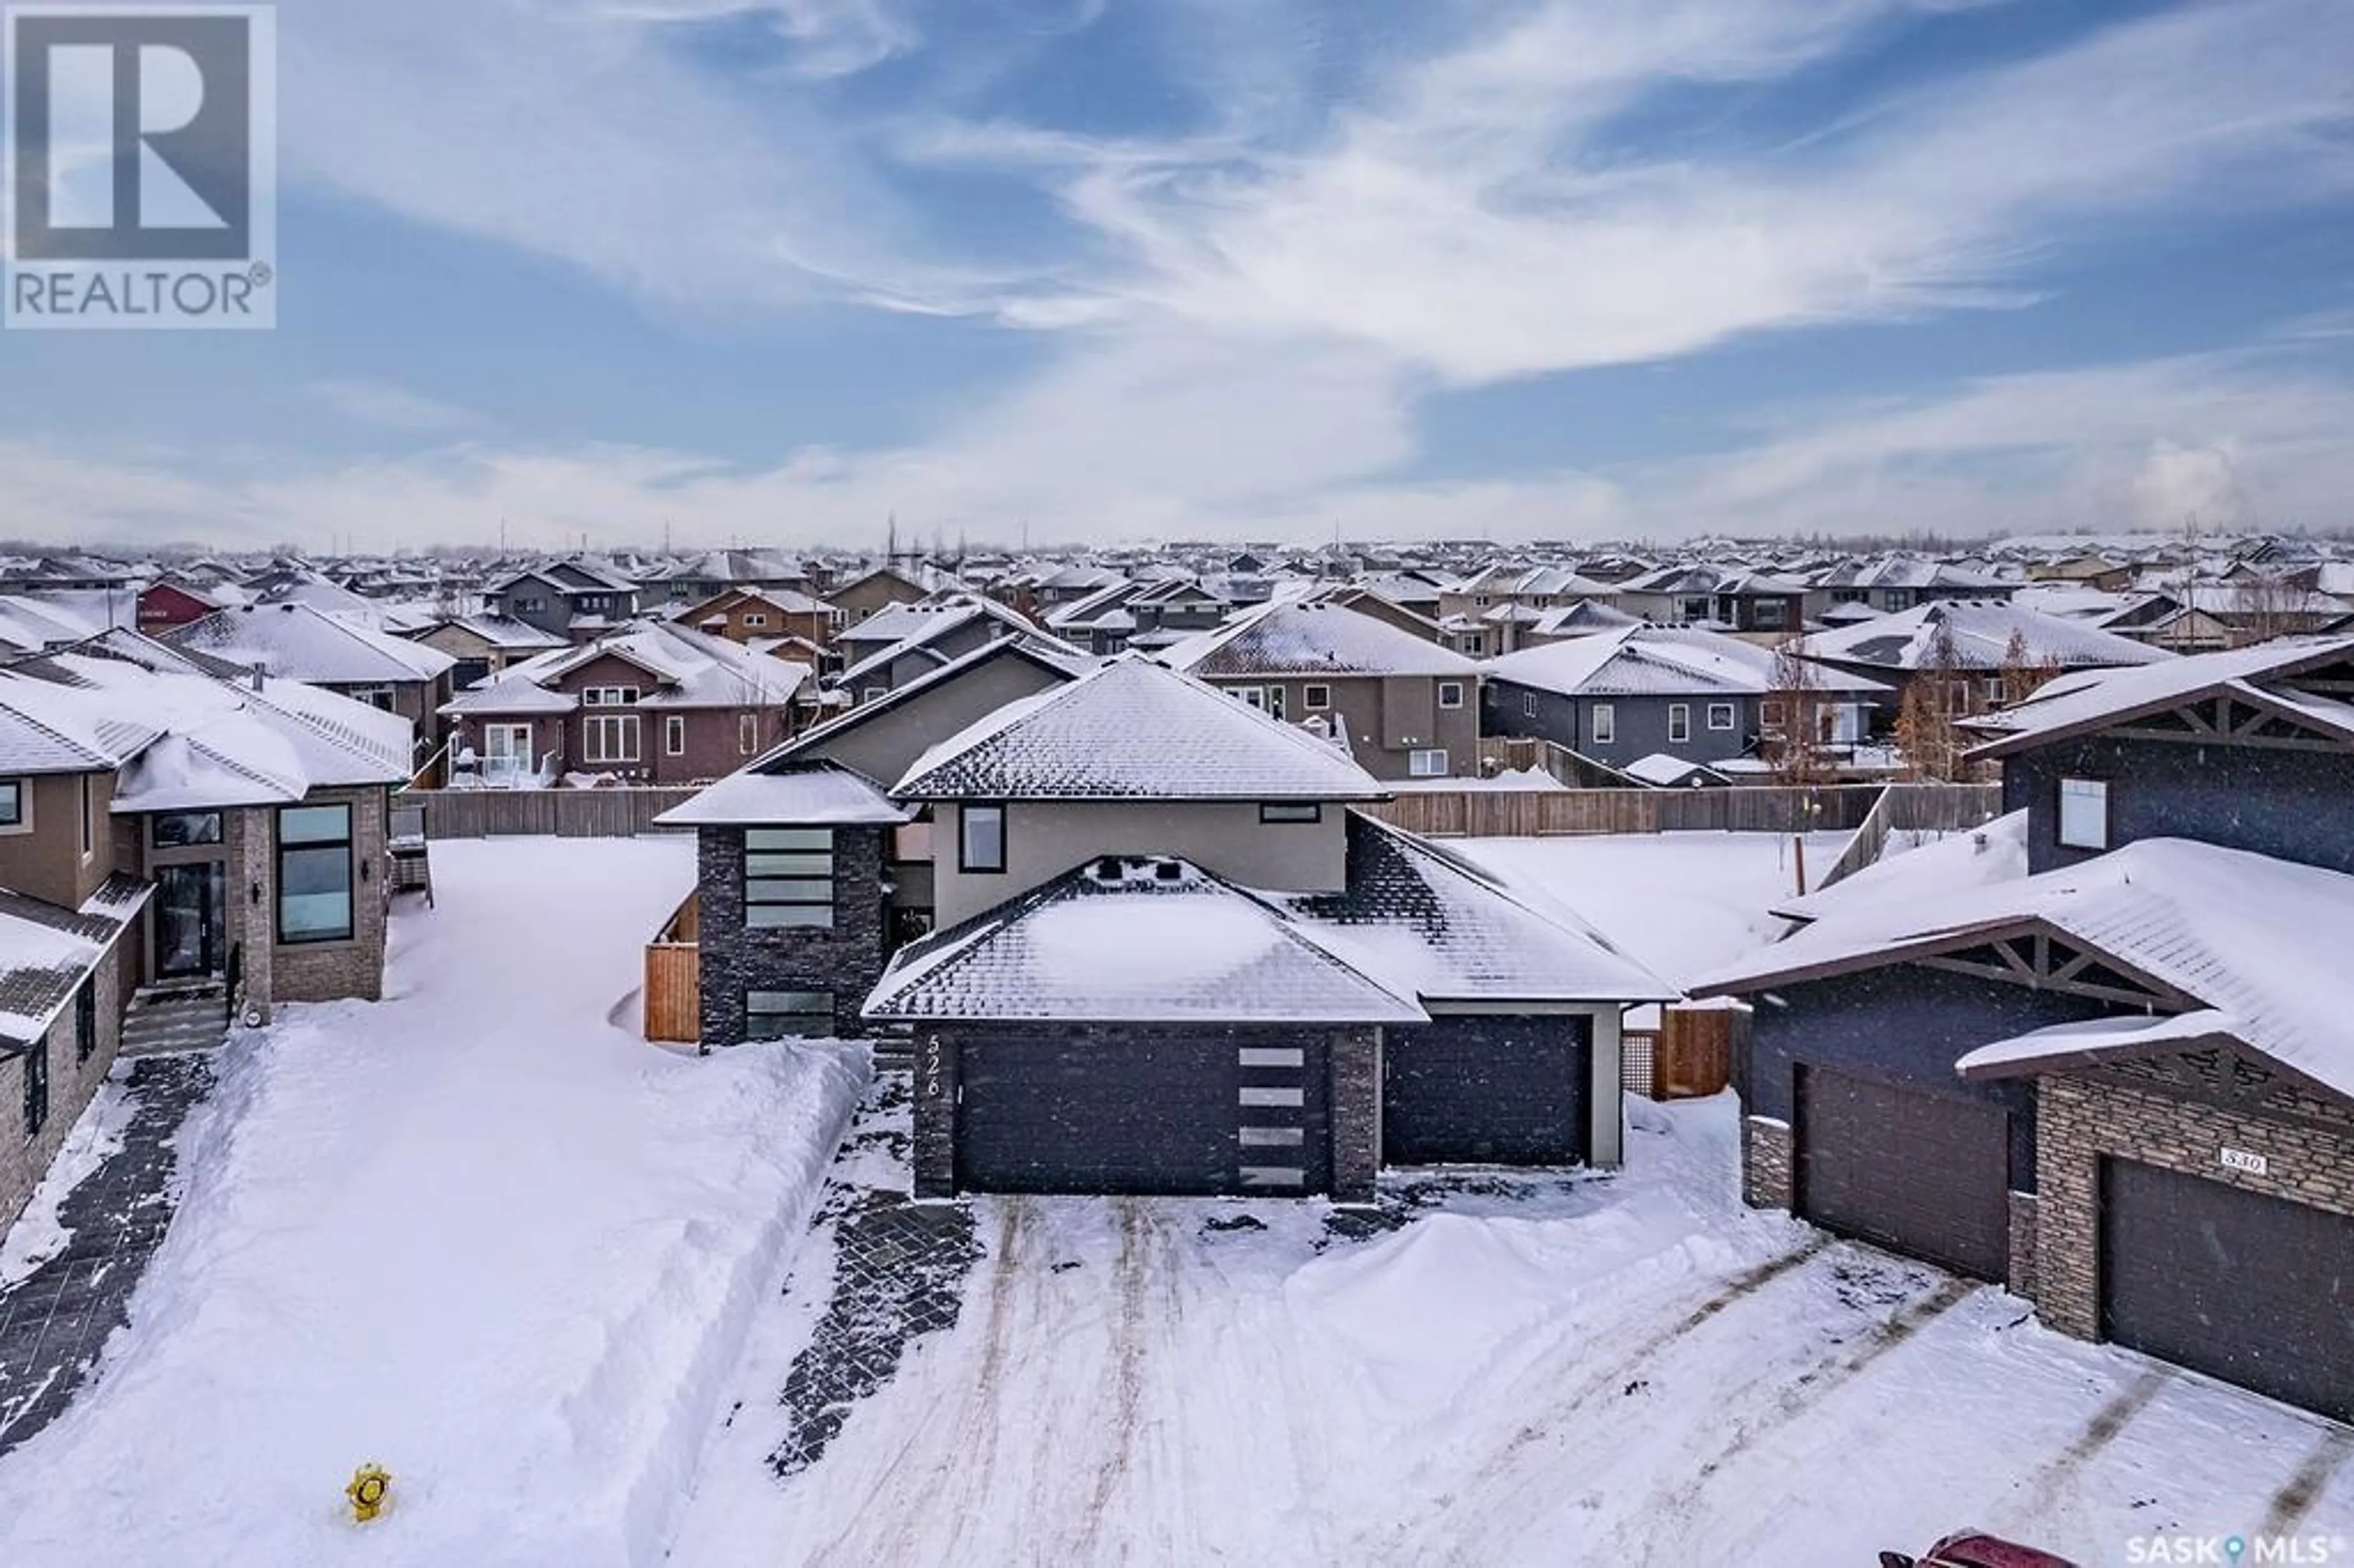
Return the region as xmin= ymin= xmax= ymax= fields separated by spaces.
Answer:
xmin=398 ymin=787 xmax=699 ymax=840
xmin=644 ymin=892 xmax=699 ymax=1045
xmin=1362 ymin=781 xmax=1999 ymax=840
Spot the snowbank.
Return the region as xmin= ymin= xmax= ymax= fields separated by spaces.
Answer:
xmin=0 ymin=838 xmax=864 ymax=1568
xmin=0 ymin=1077 xmax=134 ymax=1286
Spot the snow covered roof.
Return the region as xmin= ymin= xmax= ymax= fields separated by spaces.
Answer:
xmin=0 ymin=594 xmax=105 ymax=654
xmin=1281 ymin=815 xmax=1672 ymax=1005
xmin=1954 ymin=1011 xmax=2242 ymax=1081
xmin=0 ymin=672 xmax=159 ymax=774
xmin=1772 ymin=809 xmax=2028 ymax=924
xmin=1694 ymin=837 xmax=2354 ymax=1103
xmin=1796 ymin=600 xmax=2173 ymax=676
xmin=1487 ymin=625 xmax=1885 ymax=699
xmin=863 ymin=857 xmax=1428 ymax=1025
xmin=0 ymin=875 xmax=151 ymax=1054
xmin=421 ymin=615 xmax=568 ymax=653
xmin=465 ymin=621 xmax=811 ymax=712
xmin=441 ymin=674 xmax=579 ymax=717
xmin=1960 ymin=635 xmax=2354 ymax=761
xmin=753 ymin=636 xmax=1091 ymax=773
xmin=1162 ymin=599 xmax=1479 ymax=679
xmin=653 ymin=764 xmax=910 ymax=827
xmin=1530 ymin=599 xmax=1639 ymax=637
xmin=893 ymin=655 xmax=1389 ymax=802
xmin=1621 ymin=752 xmax=1727 ymax=788
xmin=167 ymin=603 xmax=457 ymax=685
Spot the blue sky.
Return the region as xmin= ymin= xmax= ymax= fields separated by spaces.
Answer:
xmin=2 ymin=0 xmax=2352 ymax=552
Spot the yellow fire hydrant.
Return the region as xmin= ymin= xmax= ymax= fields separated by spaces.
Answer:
xmin=346 ymin=1464 xmax=392 ymax=1524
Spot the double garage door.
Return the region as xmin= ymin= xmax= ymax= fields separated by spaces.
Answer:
xmin=1795 ymin=1065 xmax=2012 ymax=1282
xmin=954 ymin=1033 xmax=1331 ymax=1197
xmin=2102 ymin=1158 xmax=2354 ymax=1423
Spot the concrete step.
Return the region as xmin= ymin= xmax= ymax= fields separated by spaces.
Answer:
xmin=120 ymin=989 xmax=230 ymax=1057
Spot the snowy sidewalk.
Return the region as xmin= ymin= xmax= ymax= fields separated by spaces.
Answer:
xmin=0 ymin=1054 xmax=215 ymax=1456
xmin=0 ymin=837 xmax=866 ymax=1568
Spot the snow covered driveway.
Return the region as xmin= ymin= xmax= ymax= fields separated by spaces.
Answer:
xmin=684 ymin=1095 xmax=2353 ymax=1567
xmin=0 ymin=837 xmax=865 ymax=1568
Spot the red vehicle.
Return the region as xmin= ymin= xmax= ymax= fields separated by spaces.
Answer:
xmin=1881 ymin=1531 xmax=2080 ymax=1568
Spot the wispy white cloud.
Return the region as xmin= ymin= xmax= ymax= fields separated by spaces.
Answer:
xmin=310 ymin=379 xmax=478 ymax=433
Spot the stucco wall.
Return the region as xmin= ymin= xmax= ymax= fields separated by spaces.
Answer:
xmin=931 ymin=799 xmax=1348 ymax=929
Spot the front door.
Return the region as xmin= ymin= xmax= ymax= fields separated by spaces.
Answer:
xmin=154 ymin=862 xmax=227 ymax=980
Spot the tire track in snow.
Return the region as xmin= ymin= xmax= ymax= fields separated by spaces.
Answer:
xmin=2009 ymin=1364 xmax=2174 ymax=1526
xmin=1065 ymin=1198 xmax=1149 ymax=1564
xmin=1354 ymin=1234 xmax=1831 ymax=1563
xmin=810 ymin=1197 xmax=1035 ymax=1566
xmin=2261 ymin=1427 xmax=2354 ymax=1538
xmin=1609 ymin=1272 xmax=1981 ymax=1563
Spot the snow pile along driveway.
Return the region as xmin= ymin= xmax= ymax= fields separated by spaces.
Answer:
xmin=0 ymin=837 xmax=864 ymax=1568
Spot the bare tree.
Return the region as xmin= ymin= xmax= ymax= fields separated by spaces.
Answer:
xmin=1894 ymin=614 xmax=1965 ymax=781
xmin=1764 ymin=639 xmax=1832 ymax=788
xmin=1997 ymin=626 xmax=2060 ymax=709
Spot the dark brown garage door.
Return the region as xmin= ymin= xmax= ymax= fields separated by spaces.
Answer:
xmin=954 ymin=1032 xmax=1331 ymax=1197
xmin=1795 ymin=1065 xmax=2011 ymax=1281
xmin=1383 ymin=1016 xmax=1590 ymax=1166
xmin=2101 ymin=1158 xmax=2354 ymax=1422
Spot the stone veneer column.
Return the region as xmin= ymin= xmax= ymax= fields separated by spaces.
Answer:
xmin=229 ymin=807 xmax=273 ymax=1024
xmin=1328 ymin=1028 xmax=1381 ymax=1205
xmin=1742 ymin=1115 xmax=1793 ymax=1211
xmin=911 ymin=1029 xmax=958 ymax=1199
xmin=2006 ymin=1191 xmax=2038 ymax=1300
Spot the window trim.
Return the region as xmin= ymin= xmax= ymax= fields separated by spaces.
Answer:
xmin=1707 ymin=702 xmax=1737 ymax=733
xmin=742 ymin=612 xmax=768 ymax=629
xmin=743 ymin=827 xmax=836 ymax=930
xmin=277 ymin=802 xmax=355 ymax=946
xmin=0 ymin=778 xmax=28 ymax=835
xmin=1259 ymin=802 xmax=1322 ymax=824
xmin=959 ymin=804 xmax=1007 ymax=874
xmin=1303 ymin=683 xmax=1331 ymax=712
xmin=78 ymin=774 xmax=94 ymax=859
xmin=665 ymin=714 xmax=687 ymax=757
xmin=23 ymin=1037 xmax=49 ymax=1141
xmin=1438 ymin=680 xmax=1465 ymax=710
xmin=74 ymin=981 xmax=97 ymax=1064
xmin=739 ymin=713 xmax=760 ymax=755
xmin=1668 ymin=703 xmax=1691 ymax=745
xmin=1591 ymin=702 xmax=1617 ymax=745
xmin=2057 ymin=777 xmax=2110 ymax=851
xmin=151 ymin=810 xmax=224 ymax=848
xmin=1408 ymin=748 xmax=1449 ymax=778
xmin=583 ymin=713 xmax=642 ymax=765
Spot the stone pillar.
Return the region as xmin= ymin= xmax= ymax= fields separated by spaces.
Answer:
xmin=2007 ymin=1190 xmax=2038 ymax=1301
xmin=1328 ymin=1027 xmax=1381 ymax=1205
xmin=912 ymin=1030 xmax=958 ymax=1199
xmin=1742 ymin=1114 xmax=1793 ymax=1210
xmin=229 ymin=807 xmax=273 ymax=1024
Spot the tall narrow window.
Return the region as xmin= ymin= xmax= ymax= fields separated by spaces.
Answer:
xmin=1668 ymin=704 xmax=1691 ymax=744
xmin=75 ymin=981 xmax=97 ymax=1064
xmin=740 ymin=713 xmax=759 ymax=755
xmin=744 ymin=828 xmax=834 ymax=929
xmin=23 ymin=1037 xmax=49 ymax=1138
xmin=1591 ymin=704 xmax=1617 ymax=745
xmin=78 ymin=775 xmax=93 ymax=858
xmin=665 ymin=715 xmax=686 ymax=756
xmin=2057 ymin=778 xmax=2110 ymax=851
xmin=278 ymin=803 xmax=355 ymax=943
xmin=961 ymin=804 xmax=1007 ymax=873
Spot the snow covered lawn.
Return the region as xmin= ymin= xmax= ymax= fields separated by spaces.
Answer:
xmin=0 ymin=836 xmax=866 ymax=1568
xmin=679 ymin=1095 xmax=2354 ymax=1566
xmin=1452 ymin=829 xmax=1853 ymax=989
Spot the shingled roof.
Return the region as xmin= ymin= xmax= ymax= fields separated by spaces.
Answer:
xmin=893 ymin=655 xmax=1387 ymax=802
xmin=0 ymin=875 xmax=150 ymax=1055
xmin=1161 ymin=599 xmax=1478 ymax=679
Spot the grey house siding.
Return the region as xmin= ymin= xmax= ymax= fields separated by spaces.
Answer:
xmin=1486 ymin=679 xmax=1756 ymax=766
xmin=695 ymin=824 xmax=889 ymax=1046
xmin=2003 ymin=736 xmax=2354 ymax=877
xmin=1203 ymin=675 xmax=1479 ymax=780
xmin=1739 ymin=964 xmax=2111 ymax=1196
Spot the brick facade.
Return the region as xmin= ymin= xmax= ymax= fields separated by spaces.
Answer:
xmin=1329 ymin=1027 xmax=1381 ymax=1205
xmin=2028 ymin=1051 xmax=2354 ymax=1340
xmin=268 ymin=787 xmax=392 ymax=1008
xmin=695 ymin=824 xmax=889 ymax=1048
xmin=0 ymin=946 xmax=122 ymax=1230
xmin=1742 ymin=1114 xmax=1793 ymax=1210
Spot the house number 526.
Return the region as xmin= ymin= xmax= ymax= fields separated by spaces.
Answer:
xmin=922 ymin=1037 xmax=945 ymax=1100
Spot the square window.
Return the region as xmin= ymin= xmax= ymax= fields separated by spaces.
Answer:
xmin=961 ymin=805 xmax=1007 ymax=873
xmin=1303 ymin=685 xmax=1330 ymax=711
xmin=1707 ymin=702 xmax=1736 ymax=731
xmin=745 ymin=829 xmax=834 ymax=929
xmin=1438 ymin=681 xmax=1465 ymax=709
xmin=2058 ymin=778 xmax=2109 ymax=850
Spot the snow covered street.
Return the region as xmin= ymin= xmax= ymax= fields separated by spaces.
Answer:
xmin=0 ymin=837 xmax=864 ymax=1568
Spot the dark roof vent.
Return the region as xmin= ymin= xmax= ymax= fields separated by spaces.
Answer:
xmin=1153 ymin=859 xmax=1184 ymax=883
xmin=1092 ymin=856 xmax=1123 ymax=883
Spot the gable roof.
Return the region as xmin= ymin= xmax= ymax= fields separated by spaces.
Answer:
xmin=1796 ymin=599 xmax=2173 ymax=677
xmin=1487 ymin=625 xmax=1884 ymax=699
xmin=752 ymin=635 xmax=1091 ymax=774
xmin=653 ymin=761 xmax=910 ymax=828
xmin=454 ymin=620 xmax=810 ymax=712
xmin=862 ymin=856 xmax=1427 ymax=1025
xmin=1693 ymin=837 xmax=2354 ymax=1103
xmin=1961 ymin=634 xmax=2354 ymax=761
xmin=166 ymin=603 xmax=457 ymax=685
xmin=1160 ymin=598 xmax=1479 ymax=679
xmin=0 ymin=671 xmax=159 ymax=774
xmin=893 ymin=655 xmax=1388 ymax=802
